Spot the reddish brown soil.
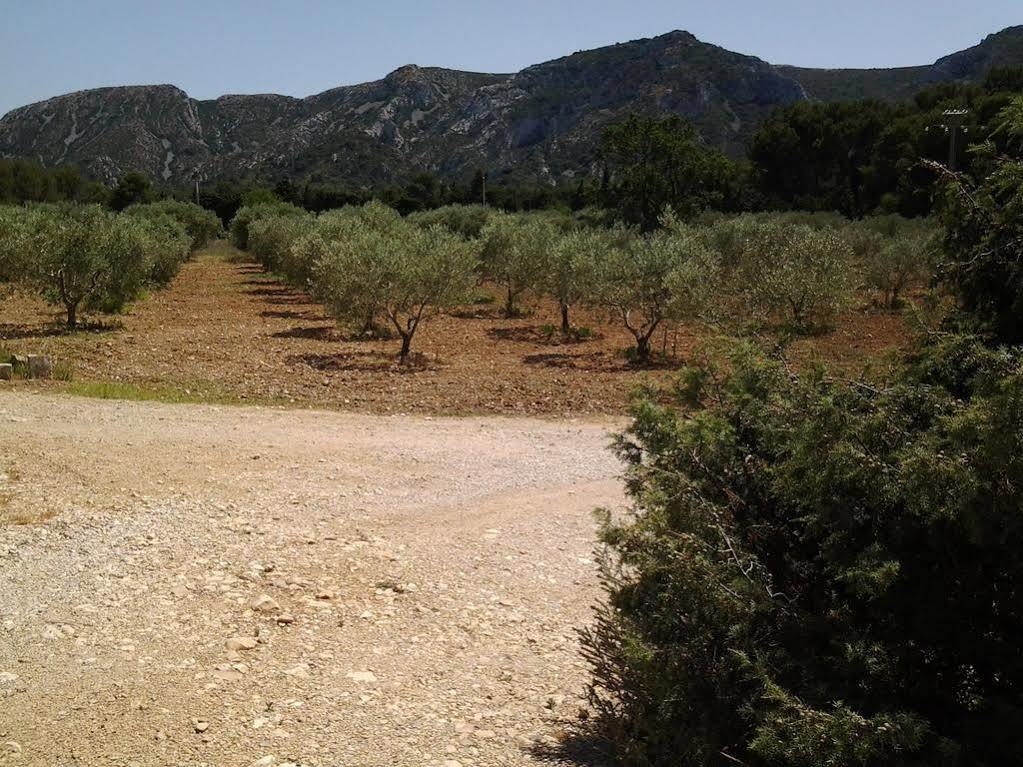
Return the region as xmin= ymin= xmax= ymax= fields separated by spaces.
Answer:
xmin=0 ymin=242 xmax=916 ymax=415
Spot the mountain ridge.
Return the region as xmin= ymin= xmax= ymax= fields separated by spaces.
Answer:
xmin=2 ymin=26 xmax=1021 ymax=188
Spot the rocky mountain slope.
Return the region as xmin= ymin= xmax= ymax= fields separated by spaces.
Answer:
xmin=1 ymin=26 xmax=1021 ymax=188
xmin=778 ymin=25 xmax=1023 ymax=102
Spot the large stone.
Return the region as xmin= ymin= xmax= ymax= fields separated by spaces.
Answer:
xmin=0 ymin=364 xmax=12 ymax=381
xmin=249 ymin=594 xmax=279 ymax=613
xmin=27 ymin=355 xmax=52 ymax=379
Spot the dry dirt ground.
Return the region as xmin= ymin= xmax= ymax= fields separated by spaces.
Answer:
xmin=0 ymin=242 xmax=913 ymax=416
xmin=0 ymin=390 xmax=624 ymax=766
xmin=0 ymin=242 xmax=916 ymax=766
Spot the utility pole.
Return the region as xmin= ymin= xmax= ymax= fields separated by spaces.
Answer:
xmin=937 ymin=108 xmax=970 ymax=171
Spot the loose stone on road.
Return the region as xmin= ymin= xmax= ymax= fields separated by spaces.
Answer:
xmin=0 ymin=391 xmax=624 ymax=766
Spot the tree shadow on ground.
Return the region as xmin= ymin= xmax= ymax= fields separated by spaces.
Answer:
xmin=260 ymin=295 xmax=314 ymax=307
xmin=447 ymin=305 xmax=504 ymax=320
xmin=245 ymin=285 xmax=299 ymax=297
xmin=260 ymin=309 xmax=330 ymax=321
xmin=0 ymin=320 xmax=122 ymax=341
xmin=291 ymin=350 xmax=436 ymax=374
xmin=522 ymin=351 xmax=623 ymax=373
xmin=488 ymin=326 xmax=604 ymax=346
xmin=523 ymin=349 xmax=683 ymax=373
xmin=272 ymin=325 xmax=335 ymax=341
xmin=528 ymin=724 xmax=617 ymax=766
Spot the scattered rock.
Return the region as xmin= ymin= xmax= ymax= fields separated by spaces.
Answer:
xmin=251 ymin=757 xmax=276 ymax=767
xmin=249 ymin=594 xmax=280 ymax=613
xmin=26 ymin=355 xmax=52 ymax=380
xmin=0 ymin=364 xmax=12 ymax=381
xmin=225 ymin=636 xmax=257 ymax=651
xmin=192 ymin=720 xmax=210 ymax=733
xmin=346 ymin=670 xmax=377 ymax=683
xmin=282 ymin=663 xmax=310 ymax=678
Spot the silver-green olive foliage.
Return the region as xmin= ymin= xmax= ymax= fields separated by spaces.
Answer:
xmin=741 ymin=223 xmax=854 ymax=330
xmin=2 ymin=204 xmax=190 ymax=327
xmin=480 ymin=214 xmax=561 ymax=317
xmin=589 ymin=218 xmax=719 ymax=362
xmin=311 ymin=213 xmax=479 ymax=362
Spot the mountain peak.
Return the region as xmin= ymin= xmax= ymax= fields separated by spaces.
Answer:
xmin=386 ymin=64 xmax=423 ymax=83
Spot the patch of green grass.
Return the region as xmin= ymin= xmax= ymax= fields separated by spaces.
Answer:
xmin=52 ymin=360 xmax=74 ymax=381
xmin=60 ymin=380 xmax=238 ymax=405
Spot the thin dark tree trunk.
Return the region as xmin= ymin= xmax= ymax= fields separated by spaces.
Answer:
xmin=560 ymin=302 xmax=570 ymax=334
xmin=66 ymin=302 xmax=78 ymax=329
xmin=398 ymin=333 xmax=412 ymax=364
xmin=636 ymin=334 xmax=651 ymax=362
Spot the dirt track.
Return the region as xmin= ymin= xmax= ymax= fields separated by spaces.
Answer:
xmin=0 ymin=391 xmax=625 ymax=766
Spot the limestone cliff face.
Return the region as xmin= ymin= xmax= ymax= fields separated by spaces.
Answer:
xmin=2 ymin=27 xmax=1020 ymax=187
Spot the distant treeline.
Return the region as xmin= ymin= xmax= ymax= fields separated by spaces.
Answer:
xmin=4 ymin=65 xmax=1022 ymax=227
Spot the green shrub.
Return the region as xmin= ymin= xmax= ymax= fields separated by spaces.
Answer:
xmin=585 ymin=336 xmax=1023 ymax=766
xmin=933 ymin=95 xmax=1023 ymax=344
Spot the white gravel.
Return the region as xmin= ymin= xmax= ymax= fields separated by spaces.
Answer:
xmin=0 ymin=391 xmax=624 ymax=766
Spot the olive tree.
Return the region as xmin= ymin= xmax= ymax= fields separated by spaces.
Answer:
xmin=548 ymin=228 xmax=603 ymax=333
xmin=480 ymin=214 xmax=560 ymax=317
xmin=126 ymin=200 xmax=221 ymax=250
xmin=407 ymin=204 xmax=493 ymax=239
xmin=229 ymin=201 xmax=305 ymax=250
xmin=742 ymin=223 xmax=854 ymax=330
xmin=590 ymin=224 xmax=719 ymax=362
xmin=248 ymin=213 xmax=314 ymax=278
xmin=134 ymin=212 xmax=192 ymax=287
xmin=0 ymin=206 xmax=29 ymax=283
xmin=312 ymin=220 xmax=479 ymax=363
xmin=864 ymin=233 xmax=933 ymax=309
xmin=299 ymin=202 xmax=405 ymax=332
xmin=17 ymin=205 xmax=150 ymax=328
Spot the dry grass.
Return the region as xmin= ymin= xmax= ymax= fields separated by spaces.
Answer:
xmin=0 ymin=242 xmax=918 ymax=416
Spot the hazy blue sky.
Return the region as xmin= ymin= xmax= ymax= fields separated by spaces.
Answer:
xmin=1 ymin=0 xmax=1019 ymax=115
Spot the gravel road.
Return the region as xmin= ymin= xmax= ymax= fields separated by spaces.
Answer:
xmin=0 ymin=391 xmax=624 ymax=766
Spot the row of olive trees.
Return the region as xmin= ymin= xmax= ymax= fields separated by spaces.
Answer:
xmin=0 ymin=201 xmax=217 ymax=328
xmin=240 ymin=201 xmax=478 ymax=363
xmin=238 ymin=202 xmax=722 ymax=364
xmin=234 ymin=201 xmax=936 ymax=364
